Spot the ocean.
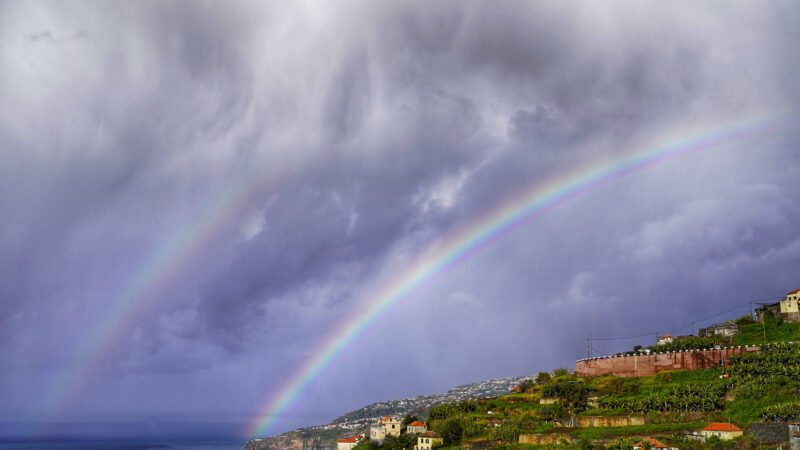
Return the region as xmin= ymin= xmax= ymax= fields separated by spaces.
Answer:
xmin=0 ymin=439 xmax=246 ymax=450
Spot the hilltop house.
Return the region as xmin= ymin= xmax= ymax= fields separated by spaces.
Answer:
xmin=757 ymin=289 xmax=800 ymax=323
xmin=699 ymin=321 xmax=738 ymax=338
xmin=701 ymin=423 xmax=743 ymax=441
xmin=406 ymin=420 xmax=428 ymax=434
xmin=415 ymin=431 xmax=443 ymax=450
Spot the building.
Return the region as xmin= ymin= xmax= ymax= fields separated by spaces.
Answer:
xmin=370 ymin=416 xmax=401 ymax=443
xmin=380 ymin=416 xmax=402 ymax=437
xmin=370 ymin=424 xmax=386 ymax=444
xmin=406 ymin=420 xmax=428 ymax=434
xmin=699 ymin=321 xmax=738 ymax=338
xmin=415 ymin=431 xmax=443 ymax=450
xmin=757 ymin=289 xmax=800 ymax=323
xmin=701 ymin=423 xmax=743 ymax=441
xmin=781 ymin=289 xmax=800 ymax=322
xmin=633 ymin=437 xmax=677 ymax=449
xmin=336 ymin=436 xmax=359 ymax=450
xmin=656 ymin=333 xmax=674 ymax=345
xmin=756 ymin=302 xmax=781 ymax=323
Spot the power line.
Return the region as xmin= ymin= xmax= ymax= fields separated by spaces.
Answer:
xmin=591 ymin=331 xmax=658 ymax=341
xmin=674 ymin=296 xmax=780 ymax=333
xmin=587 ymin=295 xmax=786 ymax=356
xmin=674 ymin=302 xmax=751 ymax=332
xmin=590 ymin=346 xmax=614 ymax=357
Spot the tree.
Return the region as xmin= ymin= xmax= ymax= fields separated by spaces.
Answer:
xmin=540 ymin=403 xmax=565 ymax=423
xmin=535 ymin=372 xmax=552 ymax=384
xmin=434 ymin=417 xmax=463 ymax=446
xmin=517 ymin=379 xmax=535 ymax=392
xmin=378 ymin=434 xmax=416 ymax=450
xmin=402 ymin=414 xmax=419 ymax=427
xmin=351 ymin=440 xmax=378 ymax=450
xmin=552 ymin=368 xmax=570 ymax=377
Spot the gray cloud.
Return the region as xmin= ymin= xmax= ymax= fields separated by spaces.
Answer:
xmin=1 ymin=0 xmax=799 ymax=438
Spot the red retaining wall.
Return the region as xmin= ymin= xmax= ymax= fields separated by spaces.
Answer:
xmin=574 ymin=345 xmax=761 ymax=377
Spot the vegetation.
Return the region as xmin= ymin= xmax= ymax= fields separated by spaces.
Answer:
xmin=356 ymin=316 xmax=800 ymax=449
xmin=572 ymin=421 xmax=706 ymax=440
xmin=534 ymin=372 xmax=552 ymax=385
xmin=646 ymin=335 xmax=727 ymax=353
xmin=541 ymin=379 xmax=592 ymax=415
xmin=598 ymin=382 xmax=728 ymax=413
xmin=761 ymin=401 xmax=800 ymax=422
xmin=732 ymin=316 xmax=800 ymax=345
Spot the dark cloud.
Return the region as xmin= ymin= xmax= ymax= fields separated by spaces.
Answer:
xmin=1 ymin=0 xmax=799 ymax=439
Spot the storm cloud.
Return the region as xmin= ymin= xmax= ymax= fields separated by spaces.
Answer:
xmin=1 ymin=0 xmax=799 ymax=439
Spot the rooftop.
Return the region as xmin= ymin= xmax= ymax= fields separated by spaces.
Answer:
xmin=634 ymin=437 xmax=669 ymax=448
xmin=703 ymin=422 xmax=743 ymax=432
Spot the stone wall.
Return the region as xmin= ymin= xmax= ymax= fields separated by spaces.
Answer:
xmin=747 ymin=422 xmax=789 ymax=445
xmin=575 ymin=345 xmax=761 ymax=377
xmin=518 ymin=433 xmax=573 ymax=445
xmin=576 ymin=416 xmax=645 ymax=427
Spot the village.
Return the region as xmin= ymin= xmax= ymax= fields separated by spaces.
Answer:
xmin=330 ymin=288 xmax=800 ymax=449
xmin=335 ymin=416 xmax=441 ymax=450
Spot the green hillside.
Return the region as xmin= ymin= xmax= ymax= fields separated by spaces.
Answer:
xmin=354 ymin=320 xmax=800 ymax=449
xmin=732 ymin=317 xmax=800 ymax=346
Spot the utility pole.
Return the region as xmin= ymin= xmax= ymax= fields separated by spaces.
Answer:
xmin=587 ymin=334 xmax=592 ymax=359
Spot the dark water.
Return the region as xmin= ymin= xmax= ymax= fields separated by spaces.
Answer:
xmin=0 ymin=439 xmax=245 ymax=450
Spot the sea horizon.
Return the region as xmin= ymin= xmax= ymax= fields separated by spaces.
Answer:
xmin=0 ymin=438 xmax=246 ymax=450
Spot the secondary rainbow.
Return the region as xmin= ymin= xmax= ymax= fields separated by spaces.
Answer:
xmin=247 ymin=113 xmax=790 ymax=437
xmin=36 ymin=161 xmax=288 ymax=424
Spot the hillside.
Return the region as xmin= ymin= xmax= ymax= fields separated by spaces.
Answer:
xmin=245 ymin=319 xmax=800 ymax=449
xmin=244 ymin=376 xmax=529 ymax=450
xmin=403 ymin=321 xmax=800 ymax=449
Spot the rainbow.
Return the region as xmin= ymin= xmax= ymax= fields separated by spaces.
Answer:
xmin=35 ymin=161 xmax=286 ymax=424
xmin=246 ymin=113 xmax=791 ymax=437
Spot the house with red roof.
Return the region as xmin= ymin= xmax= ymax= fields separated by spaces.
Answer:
xmin=633 ymin=437 xmax=677 ymax=449
xmin=656 ymin=333 xmax=674 ymax=345
xmin=336 ymin=436 xmax=359 ymax=450
xmin=700 ymin=423 xmax=744 ymax=441
xmin=406 ymin=420 xmax=427 ymax=434
xmin=370 ymin=416 xmax=402 ymax=443
xmin=380 ymin=416 xmax=402 ymax=437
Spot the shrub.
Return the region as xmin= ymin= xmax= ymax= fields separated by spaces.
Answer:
xmin=552 ymin=368 xmax=570 ymax=377
xmin=761 ymin=401 xmax=800 ymax=421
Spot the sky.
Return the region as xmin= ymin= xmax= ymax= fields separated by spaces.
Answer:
xmin=1 ymin=0 xmax=800 ymax=441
